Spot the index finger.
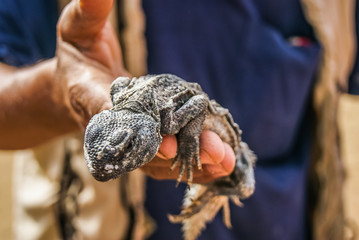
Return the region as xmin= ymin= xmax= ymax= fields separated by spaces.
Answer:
xmin=156 ymin=135 xmax=177 ymax=159
xmin=199 ymin=130 xmax=225 ymax=165
xmin=204 ymin=142 xmax=236 ymax=175
xmin=154 ymin=130 xmax=234 ymax=166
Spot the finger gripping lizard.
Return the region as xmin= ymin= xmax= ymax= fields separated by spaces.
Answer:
xmin=83 ymin=74 xmax=256 ymax=240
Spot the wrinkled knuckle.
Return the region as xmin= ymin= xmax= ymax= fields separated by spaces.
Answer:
xmin=66 ymin=85 xmax=90 ymax=125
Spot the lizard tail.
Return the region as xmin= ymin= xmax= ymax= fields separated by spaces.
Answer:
xmin=168 ymin=184 xmax=236 ymax=240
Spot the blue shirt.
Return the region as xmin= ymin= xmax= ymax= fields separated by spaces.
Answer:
xmin=0 ymin=0 xmax=58 ymax=66
xmin=143 ymin=1 xmax=320 ymax=239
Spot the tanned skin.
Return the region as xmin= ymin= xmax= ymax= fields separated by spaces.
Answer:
xmin=0 ymin=0 xmax=235 ymax=183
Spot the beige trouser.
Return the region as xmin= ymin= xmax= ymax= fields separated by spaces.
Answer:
xmin=13 ymin=135 xmax=129 ymax=240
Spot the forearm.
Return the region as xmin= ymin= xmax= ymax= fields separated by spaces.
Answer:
xmin=0 ymin=59 xmax=78 ymax=149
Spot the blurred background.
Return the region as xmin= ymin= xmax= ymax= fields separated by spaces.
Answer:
xmin=0 ymin=94 xmax=358 ymax=239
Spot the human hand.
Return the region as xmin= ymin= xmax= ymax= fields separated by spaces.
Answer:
xmin=141 ymin=130 xmax=236 ymax=184
xmin=54 ymin=1 xmax=235 ymax=184
xmin=55 ymin=0 xmax=129 ymax=128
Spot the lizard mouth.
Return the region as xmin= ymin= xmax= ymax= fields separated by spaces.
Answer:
xmin=85 ymin=122 xmax=161 ymax=182
xmin=93 ymin=141 xmax=156 ymax=182
xmin=89 ymin=135 xmax=151 ymax=182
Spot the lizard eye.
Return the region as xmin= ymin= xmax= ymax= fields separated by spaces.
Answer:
xmin=124 ymin=141 xmax=134 ymax=152
xmin=110 ymin=129 xmax=134 ymax=146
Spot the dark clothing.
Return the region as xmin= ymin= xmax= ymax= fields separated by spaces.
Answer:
xmin=143 ymin=0 xmax=320 ymax=239
xmin=0 ymin=0 xmax=58 ymax=66
xmin=349 ymin=0 xmax=359 ymax=95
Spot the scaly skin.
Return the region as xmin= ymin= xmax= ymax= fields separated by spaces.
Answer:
xmin=83 ymin=74 xmax=256 ymax=239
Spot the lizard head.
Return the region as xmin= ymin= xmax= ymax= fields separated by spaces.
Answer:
xmin=84 ymin=109 xmax=162 ymax=182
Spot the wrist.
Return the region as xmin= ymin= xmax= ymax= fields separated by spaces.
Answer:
xmin=19 ymin=58 xmax=80 ymax=138
xmin=0 ymin=58 xmax=78 ymax=149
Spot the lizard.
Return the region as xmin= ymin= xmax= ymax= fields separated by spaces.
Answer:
xmin=83 ymin=74 xmax=256 ymax=240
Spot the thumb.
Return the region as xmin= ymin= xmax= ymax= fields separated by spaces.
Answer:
xmin=58 ymin=0 xmax=113 ymax=47
xmin=78 ymin=0 xmax=113 ymax=19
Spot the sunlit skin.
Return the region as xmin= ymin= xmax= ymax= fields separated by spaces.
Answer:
xmin=0 ymin=0 xmax=235 ymax=183
xmin=146 ymin=131 xmax=236 ymax=183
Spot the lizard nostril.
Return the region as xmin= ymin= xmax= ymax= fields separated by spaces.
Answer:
xmin=103 ymin=145 xmax=116 ymax=155
xmin=103 ymin=145 xmax=111 ymax=153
